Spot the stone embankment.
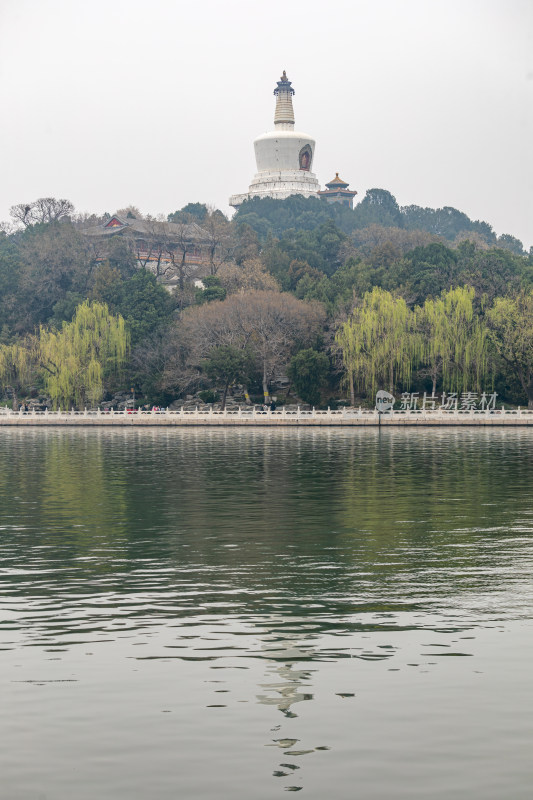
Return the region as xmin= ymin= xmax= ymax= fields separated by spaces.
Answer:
xmin=1 ymin=407 xmax=533 ymax=426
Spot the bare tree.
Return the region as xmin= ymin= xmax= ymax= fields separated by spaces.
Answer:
xmin=165 ymin=221 xmax=203 ymax=295
xmin=217 ymin=258 xmax=280 ymax=295
xmin=203 ymin=207 xmax=235 ymax=275
xmin=164 ymin=290 xmax=325 ymax=401
xmin=0 ymin=220 xmax=15 ymax=235
xmin=10 ymin=198 xmax=74 ymax=228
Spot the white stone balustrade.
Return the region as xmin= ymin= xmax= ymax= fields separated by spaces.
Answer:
xmin=1 ymin=406 xmax=532 ymax=426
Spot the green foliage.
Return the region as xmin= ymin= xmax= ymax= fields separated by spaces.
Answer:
xmin=354 ymin=189 xmax=403 ymax=229
xmin=0 ymin=337 xmax=38 ymax=409
xmin=0 ymin=191 xmax=529 ymax=409
xmin=202 ymin=345 xmax=254 ymax=408
xmin=487 ymin=290 xmax=533 ymax=407
xmin=287 ymin=349 xmax=329 ymax=406
xmin=416 ymin=286 xmax=488 ymax=393
xmin=0 ymin=236 xmax=22 ymax=334
xmin=235 ymin=194 xmax=355 ymax=237
xmin=287 ymin=260 xmax=325 ymax=290
xmin=336 ymin=288 xmax=418 ymax=399
xmin=90 ymin=267 xmax=175 ymax=346
xmin=167 ymin=203 xmax=208 ymax=223
xmin=350 ymin=241 xmax=529 ymax=306
xmin=496 ymin=234 xmax=524 ymax=255
xmin=261 ymin=221 xmax=346 ymax=284
xmin=51 ymin=292 xmax=85 ymax=326
xmin=195 ymin=276 xmax=227 ymax=304
xmin=234 ymin=192 xmax=520 ymax=250
xmin=115 ymin=270 xmax=175 ymax=346
xmin=40 ymin=300 xmax=129 ymax=408
xmin=398 ymin=243 xmax=460 ymax=304
xmin=198 ymin=389 xmax=218 ymax=404
xmin=12 ymin=222 xmax=97 ymax=330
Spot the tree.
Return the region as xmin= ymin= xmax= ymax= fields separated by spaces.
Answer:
xmin=416 ymin=286 xmax=488 ymax=394
xmin=287 ymin=349 xmax=329 ymax=407
xmin=164 ymin=220 xmax=204 ymax=296
xmin=167 ymin=203 xmax=208 ymax=223
xmin=497 ymin=234 xmax=524 ymax=255
xmin=195 ymin=276 xmax=227 ymax=304
xmin=335 ymin=287 xmax=418 ymax=403
xmin=0 ymin=338 xmax=39 ymax=410
xmin=233 ymin=223 xmax=260 ymax=264
xmin=487 ymin=291 xmax=533 ymax=408
xmin=202 ymin=208 xmax=235 ymax=275
xmin=39 ymin=301 xmax=129 ymax=408
xmin=202 ymin=345 xmax=254 ymax=409
xmin=217 ymin=257 xmax=280 ymax=295
xmin=10 ymin=197 xmax=74 ymax=228
xmin=0 ymin=236 xmax=22 ymax=334
xmin=116 ymin=270 xmax=176 ymax=346
xmin=239 ymin=291 xmax=325 ymax=401
xmin=15 ymin=221 xmax=97 ymax=330
xmin=164 ymin=291 xmax=325 ymax=402
xmin=347 ymin=225 xmax=440 ymax=260
xmin=354 ymin=189 xmax=403 ymax=229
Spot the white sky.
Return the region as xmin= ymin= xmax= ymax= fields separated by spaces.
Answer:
xmin=0 ymin=0 xmax=531 ymax=247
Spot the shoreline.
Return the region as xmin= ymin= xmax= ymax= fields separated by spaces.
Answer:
xmin=1 ymin=409 xmax=533 ymax=427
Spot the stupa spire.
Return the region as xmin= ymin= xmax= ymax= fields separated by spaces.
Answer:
xmin=273 ymin=70 xmax=295 ymax=128
xmin=229 ymin=71 xmax=321 ymax=208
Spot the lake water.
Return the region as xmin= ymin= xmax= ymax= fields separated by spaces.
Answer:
xmin=1 ymin=428 xmax=533 ymax=799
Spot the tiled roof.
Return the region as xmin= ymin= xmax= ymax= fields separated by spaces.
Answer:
xmin=82 ymin=217 xmax=209 ymax=241
xmin=325 ymin=172 xmax=349 ymax=188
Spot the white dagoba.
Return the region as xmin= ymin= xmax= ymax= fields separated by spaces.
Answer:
xmin=229 ymin=71 xmax=321 ymax=208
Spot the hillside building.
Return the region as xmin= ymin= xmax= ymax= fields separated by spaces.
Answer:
xmin=318 ymin=173 xmax=357 ymax=209
xmin=82 ymin=215 xmax=212 ymax=289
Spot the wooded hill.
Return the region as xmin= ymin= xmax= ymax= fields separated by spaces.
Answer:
xmin=1 ymin=192 xmax=532 ymax=410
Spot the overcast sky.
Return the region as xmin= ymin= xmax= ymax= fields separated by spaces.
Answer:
xmin=1 ymin=0 xmax=531 ymax=247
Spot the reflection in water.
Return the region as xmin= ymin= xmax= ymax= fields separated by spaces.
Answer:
xmin=257 ymin=632 xmax=316 ymax=717
xmin=1 ymin=428 xmax=533 ymax=799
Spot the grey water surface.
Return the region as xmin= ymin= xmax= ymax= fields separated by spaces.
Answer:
xmin=1 ymin=427 xmax=533 ymax=799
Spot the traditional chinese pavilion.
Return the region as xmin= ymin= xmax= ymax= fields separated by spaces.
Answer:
xmin=81 ymin=215 xmax=211 ymax=288
xmin=318 ymin=173 xmax=357 ymax=209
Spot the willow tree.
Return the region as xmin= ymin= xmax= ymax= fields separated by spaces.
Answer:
xmin=416 ymin=286 xmax=488 ymax=394
xmin=335 ymin=287 xmax=419 ymax=402
xmin=487 ymin=290 xmax=533 ymax=408
xmin=40 ymin=300 xmax=129 ymax=409
xmin=0 ymin=338 xmax=38 ymax=410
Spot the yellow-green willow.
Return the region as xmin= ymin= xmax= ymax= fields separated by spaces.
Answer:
xmin=335 ymin=287 xmax=419 ymax=400
xmin=39 ymin=300 xmax=129 ymax=408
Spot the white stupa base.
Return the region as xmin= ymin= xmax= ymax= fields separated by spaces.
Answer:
xmin=230 ymin=169 xmax=321 ymax=208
